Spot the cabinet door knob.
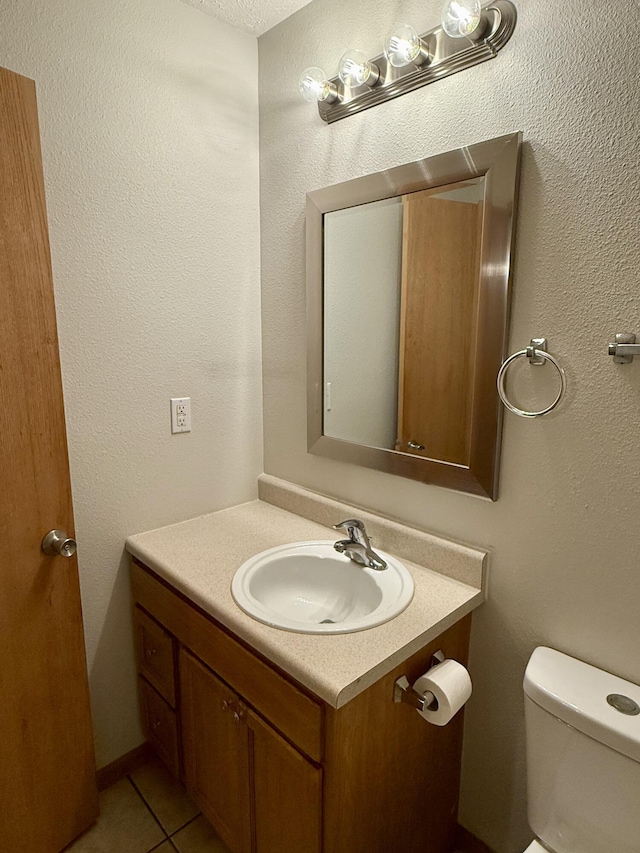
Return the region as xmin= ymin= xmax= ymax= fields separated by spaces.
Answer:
xmin=221 ymin=700 xmax=230 ymax=712
xmin=146 ymin=647 xmax=158 ymax=658
xmin=152 ymin=719 xmax=162 ymax=730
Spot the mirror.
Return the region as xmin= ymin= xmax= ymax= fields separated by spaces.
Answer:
xmin=306 ymin=133 xmax=522 ymax=499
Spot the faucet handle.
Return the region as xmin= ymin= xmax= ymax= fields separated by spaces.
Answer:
xmin=332 ymin=519 xmax=387 ymax=571
xmin=332 ymin=518 xmax=366 ymax=533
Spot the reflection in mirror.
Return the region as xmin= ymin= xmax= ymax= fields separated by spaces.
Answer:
xmin=323 ymin=177 xmax=485 ymax=465
xmin=307 ymin=133 xmax=522 ymax=499
xmin=323 ymin=197 xmax=403 ymax=449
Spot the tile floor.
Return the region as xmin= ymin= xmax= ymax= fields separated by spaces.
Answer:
xmin=65 ymin=756 xmax=231 ymax=853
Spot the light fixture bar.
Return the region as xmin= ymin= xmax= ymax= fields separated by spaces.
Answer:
xmin=318 ymin=0 xmax=516 ymax=123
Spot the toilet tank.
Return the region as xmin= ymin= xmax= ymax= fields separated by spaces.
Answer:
xmin=524 ymin=647 xmax=640 ymax=853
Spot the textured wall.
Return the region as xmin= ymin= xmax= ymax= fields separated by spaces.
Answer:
xmin=259 ymin=1 xmax=640 ymax=850
xmin=0 ymin=0 xmax=262 ymax=767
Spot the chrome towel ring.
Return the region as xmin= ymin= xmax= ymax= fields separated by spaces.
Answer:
xmin=497 ymin=338 xmax=566 ymax=418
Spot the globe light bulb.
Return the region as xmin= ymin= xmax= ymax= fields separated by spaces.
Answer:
xmin=298 ymin=67 xmax=337 ymax=103
xmin=338 ymin=50 xmax=380 ymax=88
xmin=384 ymin=24 xmax=426 ymax=68
xmin=441 ymin=0 xmax=484 ymax=39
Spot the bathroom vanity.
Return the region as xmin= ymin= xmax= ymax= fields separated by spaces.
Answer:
xmin=127 ymin=476 xmax=486 ymax=853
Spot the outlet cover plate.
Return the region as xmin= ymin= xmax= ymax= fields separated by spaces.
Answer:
xmin=170 ymin=397 xmax=191 ymax=434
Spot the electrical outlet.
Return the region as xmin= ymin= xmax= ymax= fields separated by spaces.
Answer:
xmin=170 ymin=397 xmax=191 ymax=434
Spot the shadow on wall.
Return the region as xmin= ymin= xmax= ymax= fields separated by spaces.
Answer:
xmin=88 ymin=551 xmax=142 ymax=768
xmin=461 ymin=599 xmax=532 ymax=851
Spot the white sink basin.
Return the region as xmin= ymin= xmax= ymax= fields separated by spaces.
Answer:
xmin=231 ymin=541 xmax=414 ymax=634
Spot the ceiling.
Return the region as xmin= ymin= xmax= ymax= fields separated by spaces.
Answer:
xmin=178 ymin=0 xmax=313 ymax=36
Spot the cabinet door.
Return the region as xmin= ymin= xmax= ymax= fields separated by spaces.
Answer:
xmin=248 ymin=709 xmax=322 ymax=853
xmin=180 ymin=649 xmax=251 ymax=853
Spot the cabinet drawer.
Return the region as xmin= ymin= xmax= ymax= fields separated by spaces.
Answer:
xmin=131 ymin=560 xmax=323 ymax=762
xmin=139 ymin=676 xmax=180 ymax=778
xmin=134 ymin=606 xmax=176 ymax=706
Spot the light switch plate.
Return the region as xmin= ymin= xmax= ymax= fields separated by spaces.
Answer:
xmin=170 ymin=397 xmax=191 ymax=434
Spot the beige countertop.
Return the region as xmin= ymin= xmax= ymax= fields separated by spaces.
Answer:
xmin=126 ymin=478 xmax=487 ymax=708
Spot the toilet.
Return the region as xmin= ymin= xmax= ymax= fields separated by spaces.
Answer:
xmin=523 ymin=646 xmax=640 ymax=853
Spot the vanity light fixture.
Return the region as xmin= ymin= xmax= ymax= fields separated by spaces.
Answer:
xmin=298 ymin=67 xmax=339 ymax=103
xmin=300 ymin=0 xmax=516 ymax=123
xmin=441 ymin=0 xmax=487 ymax=39
xmin=383 ymin=24 xmax=429 ymax=68
xmin=337 ymin=50 xmax=380 ymax=88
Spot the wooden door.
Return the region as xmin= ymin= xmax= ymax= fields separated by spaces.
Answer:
xmin=180 ymin=650 xmax=251 ymax=853
xmin=248 ymin=709 xmax=322 ymax=853
xmin=397 ymin=187 xmax=482 ymax=465
xmin=0 ymin=67 xmax=98 ymax=851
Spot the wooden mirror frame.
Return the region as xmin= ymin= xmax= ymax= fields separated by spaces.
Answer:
xmin=306 ymin=132 xmax=522 ymax=499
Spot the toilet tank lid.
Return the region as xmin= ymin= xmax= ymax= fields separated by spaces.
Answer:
xmin=524 ymin=647 xmax=640 ymax=763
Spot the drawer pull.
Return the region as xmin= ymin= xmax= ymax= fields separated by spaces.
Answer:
xmin=152 ymin=719 xmax=162 ymax=730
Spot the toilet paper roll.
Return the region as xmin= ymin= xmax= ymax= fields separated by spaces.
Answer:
xmin=413 ymin=659 xmax=472 ymax=726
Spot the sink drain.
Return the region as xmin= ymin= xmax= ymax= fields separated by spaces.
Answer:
xmin=319 ymin=619 xmax=335 ymax=624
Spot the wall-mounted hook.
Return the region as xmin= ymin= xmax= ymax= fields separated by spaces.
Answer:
xmin=608 ymin=333 xmax=640 ymax=364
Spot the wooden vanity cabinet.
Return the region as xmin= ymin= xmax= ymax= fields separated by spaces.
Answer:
xmin=180 ymin=650 xmax=252 ymax=852
xmin=133 ymin=605 xmax=180 ymax=777
xmin=247 ymin=704 xmax=322 ymax=852
xmin=180 ymin=648 xmax=322 ymax=853
xmin=131 ymin=558 xmax=471 ymax=853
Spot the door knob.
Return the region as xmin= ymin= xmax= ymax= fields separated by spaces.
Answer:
xmin=42 ymin=529 xmax=77 ymax=558
xmin=407 ymin=440 xmax=425 ymax=451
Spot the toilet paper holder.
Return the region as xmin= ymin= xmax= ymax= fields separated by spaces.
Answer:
xmin=393 ymin=649 xmax=444 ymax=712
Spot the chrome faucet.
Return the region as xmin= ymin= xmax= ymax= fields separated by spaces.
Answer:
xmin=332 ymin=518 xmax=387 ymax=571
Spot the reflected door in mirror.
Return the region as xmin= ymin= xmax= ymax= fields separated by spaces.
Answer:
xmin=397 ymin=182 xmax=483 ymax=465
